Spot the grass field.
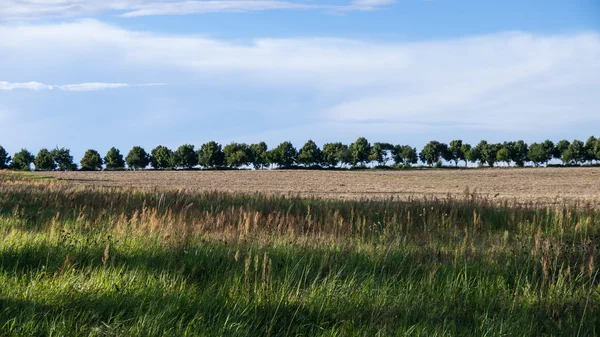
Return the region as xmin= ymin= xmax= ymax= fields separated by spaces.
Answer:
xmin=1 ymin=170 xmax=600 ymax=336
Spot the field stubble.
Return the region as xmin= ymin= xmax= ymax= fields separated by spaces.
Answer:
xmin=35 ymin=167 xmax=600 ymax=206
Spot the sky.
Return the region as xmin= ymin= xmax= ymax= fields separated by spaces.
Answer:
xmin=1 ymin=0 xmax=599 ymax=161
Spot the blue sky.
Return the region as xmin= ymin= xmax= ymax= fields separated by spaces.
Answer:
xmin=1 ymin=0 xmax=599 ymax=161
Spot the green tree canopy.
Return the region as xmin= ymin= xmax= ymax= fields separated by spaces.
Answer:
xmin=349 ymin=137 xmax=371 ymax=166
xmin=126 ymin=146 xmax=150 ymax=170
xmin=562 ymin=140 xmax=585 ymax=165
xmin=249 ymin=142 xmax=269 ymax=170
xmin=297 ymin=140 xmax=322 ymax=167
xmin=198 ymin=141 xmax=225 ymax=168
xmin=173 ymin=144 xmax=197 ymax=169
xmin=34 ymin=148 xmax=56 ymax=171
xmin=10 ymin=149 xmax=34 ymax=171
xmin=462 ymin=143 xmax=475 ymax=166
xmin=474 ymin=141 xmax=500 ymax=167
xmin=0 ymin=146 xmax=10 ymax=169
xmin=223 ymin=143 xmax=251 ymax=168
xmin=419 ymin=141 xmax=448 ymax=166
xmin=104 ymin=147 xmax=125 ymax=170
xmin=512 ymin=140 xmax=528 ymax=167
xmin=392 ymin=145 xmax=418 ymax=166
xmin=322 ymin=142 xmax=348 ymax=168
xmin=555 ymin=140 xmax=570 ymax=161
xmin=269 ymin=141 xmax=297 ymax=168
xmin=150 ymin=145 xmax=173 ymax=170
xmin=52 ymin=147 xmax=76 ymax=171
xmin=448 ymin=140 xmax=465 ymax=166
xmin=584 ymin=136 xmax=598 ymax=163
xmin=80 ymin=149 xmax=103 ymax=171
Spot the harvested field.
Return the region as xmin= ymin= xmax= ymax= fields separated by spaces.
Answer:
xmin=36 ymin=167 xmax=600 ymax=205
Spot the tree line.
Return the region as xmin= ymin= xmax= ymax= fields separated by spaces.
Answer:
xmin=1 ymin=136 xmax=599 ymax=171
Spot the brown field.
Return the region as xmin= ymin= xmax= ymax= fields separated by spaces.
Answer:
xmin=35 ymin=167 xmax=600 ymax=205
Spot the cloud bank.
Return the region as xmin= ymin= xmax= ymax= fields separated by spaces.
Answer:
xmin=0 ymin=81 xmax=165 ymax=91
xmin=0 ymin=0 xmax=394 ymax=20
xmin=0 ymin=19 xmax=599 ymax=144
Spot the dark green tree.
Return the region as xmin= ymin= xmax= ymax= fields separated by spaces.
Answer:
xmin=595 ymin=138 xmax=600 ymax=163
xmin=368 ymin=143 xmax=385 ymax=166
xmin=461 ymin=143 xmax=473 ymax=166
xmin=198 ymin=141 xmax=225 ymax=168
xmin=80 ymin=149 xmax=103 ymax=171
xmin=0 ymin=146 xmax=10 ymax=169
xmin=223 ymin=143 xmax=251 ymax=168
xmin=419 ymin=141 xmax=447 ymax=166
xmin=448 ymin=140 xmax=465 ymax=166
xmin=528 ymin=143 xmax=547 ymax=167
xmin=496 ymin=148 xmax=511 ymax=166
xmin=555 ymin=140 xmax=570 ymax=161
xmin=126 ymin=146 xmax=150 ymax=170
xmin=52 ymin=147 xmax=76 ymax=171
xmin=268 ymin=141 xmax=297 ymax=168
xmin=34 ymin=148 xmax=56 ymax=171
xmin=392 ymin=145 xmax=418 ymax=166
xmin=10 ymin=149 xmax=34 ymax=171
xmin=562 ymin=140 xmax=585 ymax=165
xmin=349 ymin=137 xmax=371 ymax=166
xmin=104 ymin=147 xmax=125 ymax=170
xmin=173 ymin=144 xmax=197 ymax=169
xmin=464 ymin=145 xmax=480 ymax=167
xmin=249 ymin=142 xmax=269 ymax=169
xmin=150 ymin=145 xmax=173 ymax=170
xmin=474 ymin=141 xmax=500 ymax=167
xmin=322 ymin=142 xmax=348 ymax=168
xmin=512 ymin=140 xmax=528 ymax=167
xmin=297 ymin=140 xmax=322 ymax=167
xmin=584 ymin=136 xmax=598 ymax=163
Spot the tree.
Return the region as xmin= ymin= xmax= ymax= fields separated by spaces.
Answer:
xmin=269 ymin=141 xmax=297 ymax=168
xmin=150 ymin=145 xmax=173 ymax=170
xmin=349 ymin=137 xmax=371 ymax=167
xmin=528 ymin=143 xmax=547 ymax=167
xmin=541 ymin=140 xmax=555 ymax=164
xmin=464 ymin=145 xmax=480 ymax=167
xmin=104 ymin=147 xmax=125 ymax=170
xmin=223 ymin=142 xmax=251 ymax=168
xmin=173 ymin=144 xmax=197 ymax=169
xmin=584 ymin=136 xmax=598 ymax=163
xmin=496 ymin=148 xmax=511 ymax=166
xmin=392 ymin=145 xmax=418 ymax=166
xmin=555 ymin=140 xmax=570 ymax=162
xmin=562 ymin=140 xmax=585 ymax=165
xmin=198 ymin=141 xmax=225 ymax=168
xmin=297 ymin=140 xmax=322 ymax=167
xmin=419 ymin=141 xmax=447 ymax=166
xmin=126 ymin=146 xmax=150 ymax=169
xmin=368 ymin=143 xmax=387 ymax=166
xmin=80 ymin=149 xmax=103 ymax=171
xmin=0 ymin=146 xmax=10 ymax=169
xmin=52 ymin=147 xmax=76 ymax=171
xmin=461 ymin=143 xmax=473 ymax=166
xmin=448 ymin=140 xmax=465 ymax=166
xmin=10 ymin=149 xmax=34 ymax=171
xmin=474 ymin=141 xmax=500 ymax=167
xmin=512 ymin=140 xmax=528 ymax=167
xmin=322 ymin=142 xmax=348 ymax=168
xmin=249 ymin=142 xmax=269 ymax=170
xmin=34 ymin=148 xmax=56 ymax=171
xmin=595 ymin=138 xmax=600 ymax=163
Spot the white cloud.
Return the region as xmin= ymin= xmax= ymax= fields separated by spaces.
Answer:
xmin=0 ymin=20 xmax=598 ymax=136
xmin=0 ymin=81 xmax=165 ymax=91
xmin=0 ymin=0 xmax=393 ymax=20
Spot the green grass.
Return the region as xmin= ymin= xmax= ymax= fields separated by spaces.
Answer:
xmin=0 ymin=171 xmax=599 ymax=336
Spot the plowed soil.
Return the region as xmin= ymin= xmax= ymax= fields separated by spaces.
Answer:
xmin=35 ymin=167 xmax=600 ymax=205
